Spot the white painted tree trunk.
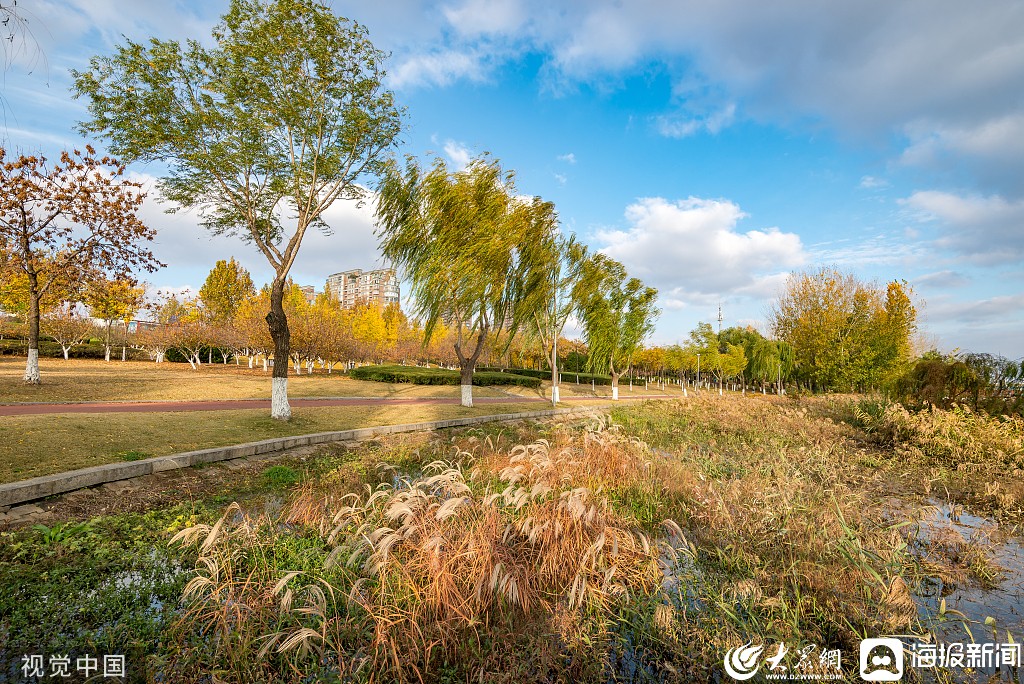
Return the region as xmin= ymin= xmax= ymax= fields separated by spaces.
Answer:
xmin=272 ymin=376 xmax=291 ymax=420
xmin=612 ymin=386 xmax=619 ymax=401
xmin=249 ymin=356 xmax=254 ymax=369
xmin=104 ymin=347 xmax=111 ymax=362
xmin=552 ymin=385 xmax=559 ymax=405
xmin=263 ymin=358 xmax=269 ymax=372
xmin=461 ymin=384 xmax=473 ymax=407
xmin=683 ymin=387 xmax=688 ymax=397
xmin=62 ymin=346 xmax=71 ymax=360
xmin=24 ymin=349 xmax=40 ymax=384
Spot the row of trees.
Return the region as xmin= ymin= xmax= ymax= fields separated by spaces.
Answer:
xmin=376 ymin=155 xmax=659 ymax=406
xmin=4 ymin=0 xmax=924 ymax=421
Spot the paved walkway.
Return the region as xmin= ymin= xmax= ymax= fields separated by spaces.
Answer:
xmin=0 ymin=393 xmax=673 ymax=416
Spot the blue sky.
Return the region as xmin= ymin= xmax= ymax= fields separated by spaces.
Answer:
xmin=3 ymin=0 xmax=1023 ymax=355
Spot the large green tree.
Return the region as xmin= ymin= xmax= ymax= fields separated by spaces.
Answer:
xmin=376 ymin=155 xmax=549 ymax=407
xmin=73 ymin=0 xmax=402 ymax=419
xmin=576 ymin=254 xmax=659 ymax=400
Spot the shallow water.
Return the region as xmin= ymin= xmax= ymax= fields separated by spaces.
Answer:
xmin=908 ymin=500 xmax=1024 ymax=682
xmin=912 ymin=500 xmax=1024 ymax=641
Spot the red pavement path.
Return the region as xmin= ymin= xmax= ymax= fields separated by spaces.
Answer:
xmin=0 ymin=394 xmax=673 ymax=416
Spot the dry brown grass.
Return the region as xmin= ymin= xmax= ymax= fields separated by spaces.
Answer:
xmin=167 ymin=415 xmax=683 ymax=682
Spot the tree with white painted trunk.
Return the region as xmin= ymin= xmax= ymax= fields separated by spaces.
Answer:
xmin=86 ymin=277 xmax=145 ymax=362
xmin=518 ymin=229 xmax=592 ymax=406
xmin=44 ymin=304 xmax=94 ymax=360
xmin=73 ymin=0 xmax=402 ymax=419
xmin=576 ymin=255 xmax=659 ymax=401
xmin=376 ymin=156 xmax=550 ymax=408
xmin=0 ymin=147 xmax=161 ymax=384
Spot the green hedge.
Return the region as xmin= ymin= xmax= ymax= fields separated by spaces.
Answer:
xmin=350 ymin=364 xmax=541 ymax=388
xmin=479 ymin=366 xmax=613 ymax=386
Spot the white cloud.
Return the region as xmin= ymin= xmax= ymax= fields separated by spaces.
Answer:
xmin=595 ymin=197 xmax=806 ymax=307
xmin=557 ymin=152 xmax=576 ymax=164
xmin=131 ymin=173 xmax=384 ymax=295
xmin=331 ymin=0 xmax=1024 ymax=192
xmin=553 ymin=172 xmax=567 ymax=186
xmin=903 ymin=190 xmax=1024 ymax=264
xmin=913 ymin=270 xmax=970 ymax=289
xmin=443 ymin=0 xmax=525 ymax=36
xmin=654 ymin=102 xmax=736 ymax=138
xmin=442 ymin=139 xmax=473 ymax=170
xmin=388 ymin=49 xmax=491 ymax=89
xmin=859 ymin=175 xmax=889 ymax=189
xmin=809 ymin=233 xmax=928 ymax=267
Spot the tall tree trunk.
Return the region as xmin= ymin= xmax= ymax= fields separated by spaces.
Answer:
xmin=266 ymin=279 xmax=291 ymax=420
xmin=24 ymin=273 xmax=41 ymax=384
xmin=549 ymin=341 xmax=559 ymax=405
xmin=610 ymin=360 xmax=619 ymax=400
xmin=454 ymin=327 xmax=487 ymax=408
xmin=104 ymin=320 xmax=112 ymax=362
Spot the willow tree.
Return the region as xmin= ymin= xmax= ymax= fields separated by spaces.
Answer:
xmin=576 ymin=254 xmax=659 ymax=400
xmin=376 ymin=155 xmax=548 ymax=407
xmin=73 ymin=0 xmax=402 ymax=419
xmin=517 ymin=221 xmax=591 ymax=405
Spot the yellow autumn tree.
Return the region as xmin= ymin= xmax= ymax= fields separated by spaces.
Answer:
xmin=770 ymin=267 xmax=916 ymax=392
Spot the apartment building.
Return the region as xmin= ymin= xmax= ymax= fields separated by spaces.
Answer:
xmin=324 ymin=268 xmax=400 ymax=309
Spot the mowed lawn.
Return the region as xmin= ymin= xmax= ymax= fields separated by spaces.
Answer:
xmin=0 ymin=357 xmax=520 ymax=403
xmin=0 ymin=357 xmax=672 ymax=404
xmin=0 ymin=400 xmax=573 ymax=483
xmin=0 ymin=357 xmax=673 ymax=483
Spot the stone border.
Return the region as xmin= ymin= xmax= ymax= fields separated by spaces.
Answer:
xmin=0 ymin=406 xmax=606 ymax=508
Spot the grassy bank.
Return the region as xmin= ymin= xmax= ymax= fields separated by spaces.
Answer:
xmin=0 ymin=401 xmax=558 ymax=483
xmin=3 ymin=396 xmax=1020 ymax=682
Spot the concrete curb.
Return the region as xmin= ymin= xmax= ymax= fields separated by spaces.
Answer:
xmin=0 ymin=405 xmax=608 ymax=508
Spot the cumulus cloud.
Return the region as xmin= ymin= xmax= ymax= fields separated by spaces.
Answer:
xmin=557 ymin=152 xmax=576 ymax=164
xmin=903 ymin=190 xmax=1024 ymax=264
xmin=595 ymin=197 xmax=805 ymax=307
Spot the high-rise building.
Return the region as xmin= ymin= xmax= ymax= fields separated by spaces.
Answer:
xmin=325 ymin=268 xmax=400 ymax=309
xmin=298 ymin=285 xmax=316 ymax=305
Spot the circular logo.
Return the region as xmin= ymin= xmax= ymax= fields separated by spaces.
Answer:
xmin=724 ymin=642 xmax=764 ymax=680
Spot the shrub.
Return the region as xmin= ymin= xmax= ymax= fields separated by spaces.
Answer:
xmin=350 ymin=364 xmax=541 ymax=388
xmin=478 ymin=366 xmax=613 ymax=386
xmin=264 ymin=465 xmax=302 ymax=488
